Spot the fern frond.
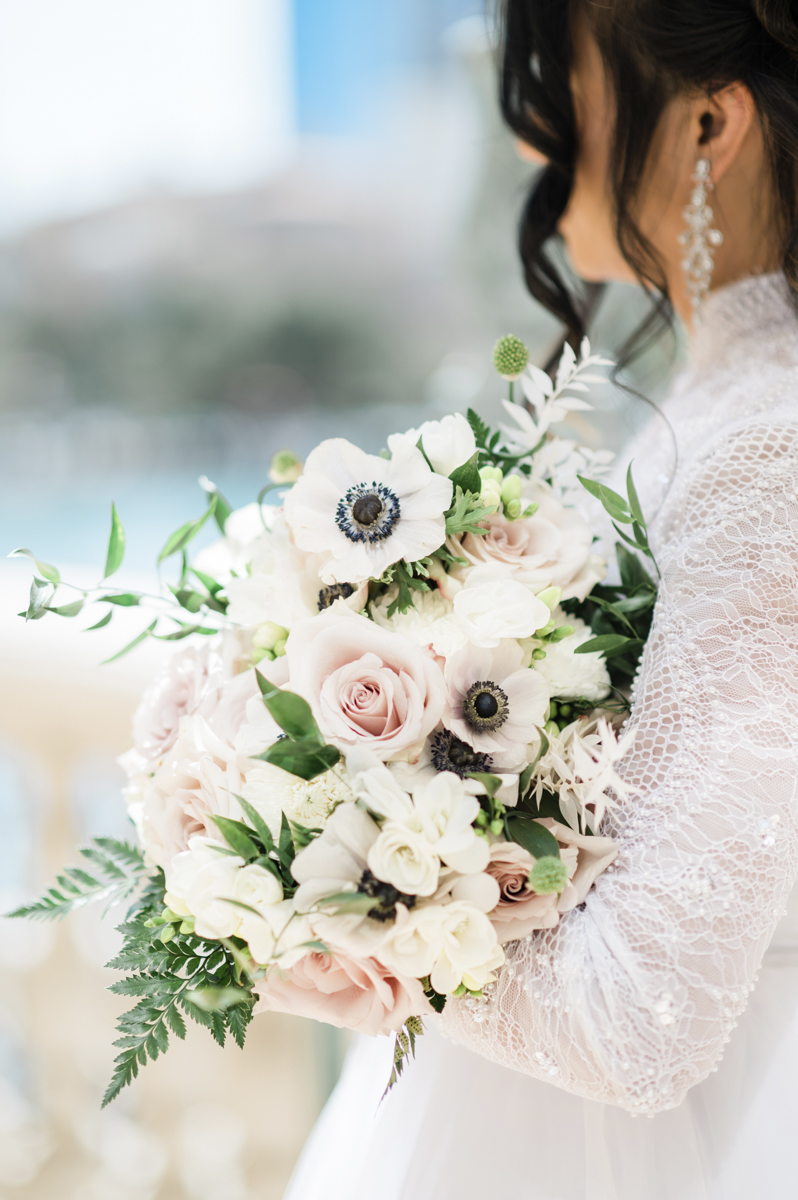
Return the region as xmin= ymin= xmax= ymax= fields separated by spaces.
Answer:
xmin=7 ymin=838 xmax=148 ymax=921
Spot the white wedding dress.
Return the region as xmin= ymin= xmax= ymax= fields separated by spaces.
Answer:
xmin=284 ymin=273 xmax=798 ymax=1200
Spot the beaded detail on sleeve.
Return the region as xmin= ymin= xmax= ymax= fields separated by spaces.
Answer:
xmin=441 ymin=273 xmax=798 ymax=1115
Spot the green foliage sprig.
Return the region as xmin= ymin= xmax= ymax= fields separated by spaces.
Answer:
xmin=7 ymin=837 xmax=149 ymax=921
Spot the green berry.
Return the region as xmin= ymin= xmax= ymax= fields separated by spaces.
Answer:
xmin=528 ymin=855 xmax=569 ymax=895
xmin=493 ymin=335 xmax=530 ymax=381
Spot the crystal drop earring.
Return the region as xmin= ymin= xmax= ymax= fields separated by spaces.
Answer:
xmin=678 ymin=157 xmax=724 ymax=325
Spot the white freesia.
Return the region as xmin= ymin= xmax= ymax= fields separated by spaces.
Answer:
xmin=527 ymin=615 xmax=611 ymax=702
xmin=345 ymin=748 xmax=414 ymax=821
xmin=388 ymin=413 xmax=476 ymax=478
xmin=193 ymin=501 xmax=277 ymax=580
xmin=283 ymin=437 xmax=452 ymax=585
xmin=453 ymin=566 xmax=551 ymax=647
xmin=377 ymin=901 xmax=503 ymax=994
xmin=431 ymin=902 xmax=505 ymax=993
xmin=239 ymin=899 xmax=313 ymax=968
xmin=449 ymin=871 xmax=501 ymax=913
xmin=164 ymin=838 xmax=244 ymax=939
xmin=406 ymin=772 xmax=489 ymax=874
xmin=368 ymin=824 xmax=440 ymax=897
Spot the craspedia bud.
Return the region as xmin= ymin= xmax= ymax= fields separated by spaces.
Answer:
xmin=269 ymin=448 xmax=304 ymax=484
xmin=493 ymin=334 xmax=530 ymax=381
xmin=528 ymin=855 xmax=569 ymax=895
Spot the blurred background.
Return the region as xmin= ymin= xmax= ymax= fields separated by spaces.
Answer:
xmin=0 ymin=2 xmax=681 ymax=1197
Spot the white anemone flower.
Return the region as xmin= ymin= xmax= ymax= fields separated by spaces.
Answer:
xmin=443 ymin=640 xmax=549 ymax=769
xmin=283 ymin=437 xmax=453 ymax=585
xmin=387 ymin=413 xmax=476 ymax=478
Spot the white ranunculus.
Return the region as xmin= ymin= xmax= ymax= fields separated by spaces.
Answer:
xmin=387 ymin=413 xmax=476 ymax=478
xmin=370 ymin=585 xmax=467 ymax=660
xmin=527 ymin=615 xmax=611 ymax=702
xmin=240 ymin=759 xmax=356 ymax=840
xmin=429 ymin=902 xmax=504 ymax=993
xmin=164 ymin=838 xmax=245 ymax=939
xmin=283 ymin=437 xmax=453 ymax=585
xmin=368 ymin=824 xmax=440 ymax=897
xmin=407 ymin=772 xmax=489 ymax=874
xmin=452 ymin=565 xmax=551 ymax=648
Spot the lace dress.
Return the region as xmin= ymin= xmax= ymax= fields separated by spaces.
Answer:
xmin=284 ymin=273 xmax=798 ymax=1200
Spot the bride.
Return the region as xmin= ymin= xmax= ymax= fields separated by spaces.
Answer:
xmin=286 ymin=2 xmax=798 ymax=1196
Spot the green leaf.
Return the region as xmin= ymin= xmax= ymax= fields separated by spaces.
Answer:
xmin=625 ymin=463 xmax=646 ymax=529
xmin=157 ymin=498 xmax=216 ymax=563
xmin=577 ymin=476 xmax=632 ymax=524
xmin=191 ymin=567 xmax=225 ymax=596
xmin=209 ymin=816 xmax=260 ymax=862
xmin=255 ymin=673 xmax=322 ymax=743
xmin=290 ymin=820 xmax=322 ymax=851
xmin=233 ymin=795 xmax=276 ymax=853
xmin=105 ymin=593 xmax=141 ymax=607
xmin=467 ymin=772 xmax=503 ymax=799
xmin=22 ymin=576 xmax=52 ymax=621
xmin=85 ymin=609 xmax=113 ymax=630
xmin=255 ymin=739 xmax=340 ymax=781
xmin=505 ymin=815 xmax=561 ymax=859
xmin=10 ymin=547 xmax=60 ymax=584
xmin=575 ymin=633 xmax=640 ymax=658
xmin=46 ymin=599 xmax=84 ymax=617
xmin=6 ymin=838 xmax=147 ymax=921
xmin=448 ymin=451 xmax=481 ymax=495
xmin=199 ymin=476 xmax=233 ymax=534
xmin=445 ymin=486 xmax=496 ymax=537
xmin=104 ymin=503 xmax=126 ymax=578
xmin=615 ymin=542 xmax=653 ymax=592
xmin=102 ymin=620 xmax=157 ymax=664
xmin=278 ymin=812 xmax=294 ymax=869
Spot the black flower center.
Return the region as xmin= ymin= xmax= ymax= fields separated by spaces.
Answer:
xmin=463 ymin=680 xmax=510 ymax=733
xmin=430 ymin=729 xmax=493 ymax=778
xmin=336 ymin=481 xmax=401 ymax=544
xmin=359 ymin=868 xmax=417 ymax=923
xmin=318 ymin=582 xmax=355 ymax=611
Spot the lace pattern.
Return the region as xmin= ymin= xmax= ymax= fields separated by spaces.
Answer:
xmin=441 ymin=274 xmax=798 ymax=1114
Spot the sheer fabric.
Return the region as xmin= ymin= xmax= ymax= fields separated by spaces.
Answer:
xmin=442 ymin=272 xmax=798 ymax=1114
xmin=285 ymin=273 xmax=798 ymax=1198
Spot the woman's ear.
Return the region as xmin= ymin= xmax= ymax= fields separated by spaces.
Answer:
xmin=694 ymin=85 xmax=756 ymax=182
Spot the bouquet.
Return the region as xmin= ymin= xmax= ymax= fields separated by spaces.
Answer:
xmin=9 ymin=335 xmax=658 ymax=1104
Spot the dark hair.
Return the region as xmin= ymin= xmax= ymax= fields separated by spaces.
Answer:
xmin=499 ymin=0 xmax=798 ymax=355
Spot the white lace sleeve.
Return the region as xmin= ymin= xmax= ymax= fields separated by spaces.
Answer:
xmin=441 ymin=420 xmax=798 ymax=1115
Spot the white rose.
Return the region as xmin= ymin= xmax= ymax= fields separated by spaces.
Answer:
xmin=368 ymin=824 xmax=440 ymax=897
xmin=430 ymin=901 xmax=504 ymax=993
xmin=453 ymin=566 xmax=550 ymax=648
xmin=232 ymin=863 xmax=283 ymax=910
xmin=528 ymin=615 xmax=611 ymax=702
xmin=164 ymin=838 xmax=244 ymax=939
xmin=388 ymin=413 xmax=476 ymax=478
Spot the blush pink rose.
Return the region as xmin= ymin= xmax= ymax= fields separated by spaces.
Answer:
xmin=254 ymin=949 xmax=431 ymax=1036
xmin=486 ymin=841 xmax=561 ymax=943
xmin=285 ymin=607 xmax=446 ymax=761
xmin=486 ymin=818 xmax=617 ymax=943
xmin=123 ymin=644 xmax=228 ymax=776
xmin=448 ymin=491 xmax=605 ymax=602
